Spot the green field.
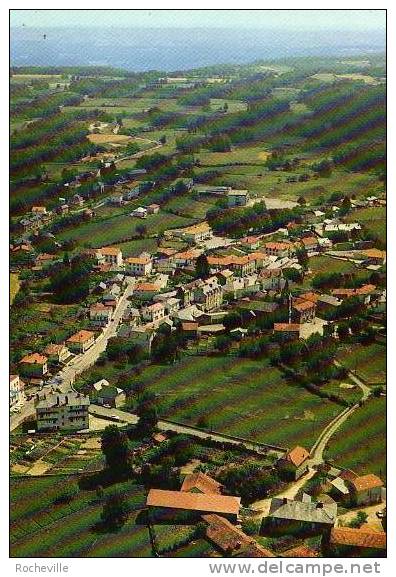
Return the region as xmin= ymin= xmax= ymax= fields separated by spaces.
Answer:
xmin=325 ymin=397 xmax=386 ymax=481
xmin=10 ymin=273 xmax=20 ymax=304
xmin=308 ymin=255 xmax=358 ymax=275
xmin=56 ymin=211 xmax=197 ymax=248
xmin=129 ymin=356 xmax=343 ymax=448
xmin=336 ymin=343 xmax=386 ymax=385
xmin=346 ymin=206 xmax=386 ymax=245
xmin=10 ymin=476 xmax=153 ymax=557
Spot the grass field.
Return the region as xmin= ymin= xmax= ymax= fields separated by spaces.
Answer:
xmin=10 ymin=273 xmax=20 ymax=304
xmin=10 ymin=476 xmax=153 ymax=557
xmin=308 ymin=255 xmax=358 ymax=275
xmin=346 ymin=206 xmax=386 ymax=245
xmin=56 ymin=211 xmax=197 ymax=248
xmin=129 ymin=355 xmax=343 ymax=448
xmin=87 ymin=133 xmax=133 ymax=145
xmin=325 ymin=397 xmax=386 ymax=481
xmin=336 ymin=343 xmax=386 ymax=385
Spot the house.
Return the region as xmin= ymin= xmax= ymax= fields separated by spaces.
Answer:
xmin=361 ymin=249 xmax=386 ymax=266
xmin=260 ymin=269 xmax=286 ymax=291
xmin=181 ymin=322 xmax=199 ymax=338
xmin=181 ymin=472 xmax=224 ymax=495
xmin=19 ymin=353 xmax=48 ymax=378
xmin=264 ymin=242 xmax=292 ymax=258
xmin=273 ymin=323 xmax=300 ymax=340
xmin=300 ymin=236 xmax=319 ymax=255
xmin=240 ymin=236 xmax=261 ymax=250
xmin=194 ymin=277 xmax=224 ymax=311
xmin=277 ymin=446 xmax=310 ymax=480
xmin=109 ymin=194 xmax=124 ymax=206
xmin=99 ymin=246 xmax=123 ymax=268
xmin=226 ymin=189 xmax=250 ymax=207
xmin=147 ymin=203 xmax=160 ymax=214
xmin=31 ymin=206 xmax=47 ymax=215
xmin=345 ymin=474 xmax=384 ymax=506
xmin=66 ymin=330 xmax=95 ymax=353
xmin=131 ymin=207 xmax=148 ymax=218
xmin=56 ymin=204 xmax=69 ymax=215
xmin=165 ymin=222 xmax=213 ymax=244
xmin=125 ymin=255 xmax=153 ymax=276
xmin=282 ymin=545 xmax=318 ymax=558
xmin=134 ymin=282 xmax=161 ymax=300
xmin=118 ymin=324 xmax=156 ymax=353
xmin=174 ymin=249 xmax=202 ymax=268
xmin=327 ymin=527 xmax=386 ymax=557
xmin=93 ymin=384 xmax=126 ymax=409
xmin=43 ymin=343 xmax=70 ymax=364
xmin=203 ymin=514 xmax=274 ymax=557
xmin=146 ymin=489 xmax=241 ymax=523
xmin=71 ymin=194 xmax=84 ymax=206
xmin=163 ymin=297 xmax=180 ymax=315
xmin=141 ymin=302 xmax=166 ymax=323
xmin=292 ymin=298 xmax=316 ymax=323
xmin=35 ymin=391 xmax=89 ymax=432
xmin=317 ymin=294 xmax=342 ymax=315
xmin=264 ymin=496 xmax=337 ymax=535
xmin=89 ymin=303 xmax=113 ymax=327
xmin=10 ymin=374 xmax=24 ymax=407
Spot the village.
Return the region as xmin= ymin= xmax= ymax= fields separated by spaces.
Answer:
xmin=10 ymin=172 xmax=386 ymax=559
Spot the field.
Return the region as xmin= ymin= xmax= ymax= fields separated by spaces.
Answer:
xmin=56 ymin=211 xmax=197 ymax=248
xmin=129 ymin=355 xmax=343 ymax=449
xmin=87 ymin=133 xmax=133 ymax=145
xmin=10 ymin=273 xmax=20 ymax=304
xmin=336 ymin=343 xmax=386 ymax=385
xmin=308 ymin=255 xmax=358 ymax=275
xmin=346 ymin=206 xmax=386 ymax=245
xmin=10 ymin=476 xmax=154 ymax=557
xmin=325 ymin=397 xmax=386 ymax=481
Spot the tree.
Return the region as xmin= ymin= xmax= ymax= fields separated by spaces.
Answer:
xmin=101 ymin=425 xmax=130 ymax=473
xmin=101 ymin=493 xmax=129 ymax=530
xmin=136 ymin=392 xmax=158 ymax=437
xmin=215 ymin=334 xmax=231 ymax=353
xmin=297 ymin=196 xmax=307 ymax=206
xmin=349 ymin=511 xmax=368 ymax=529
xmin=339 ymin=196 xmax=352 ymax=216
xmin=159 ymin=135 xmax=167 ymax=144
xmin=296 ymin=247 xmax=309 ymax=271
xmin=136 ymin=224 xmax=147 ymax=238
xmin=195 ymin=253 xmax=210 ymax=279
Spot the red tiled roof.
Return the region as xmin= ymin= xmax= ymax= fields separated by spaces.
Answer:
xmin=349 ymin=474 xmax=383 ymax=492
xmin=202 ymin=514 xmax=274 ymax=557
xmin=330 ymin=527 xmax=386 ymax=549
xmin=100 ymin=246 xmax=121 ymax=256
xmin=126 ymin=256 xmax=152 ymax=265
xmin=274 ymin=323 xmax=300 ymax=332
xmin=285 ymin=446 xmax=310 ymax=467
xmin=293 ymin=298 xmax=316 ymax=312
xmin=282 ymin=545 xmax=318 ymax=557
xmin=135 ymin=283 xmax=160 ymax=292
xmin=44 ymin=343 xmax=67 ymax=355
xmin=67 ymin=330 xmax=95 ymax=344
xmin=264 ymin=242 xmax=291 ymax=251
xmin=147 ymin=489 xmax=240 ymax=515
xmin=182 ymin=322 xmax=199 ymax=331
xmin=181 ymin=472 xmax=223 ymax=495
xmin=299 ymin=292 xmax=320 ymax=304
xmin=20 ymin=353 xmax=47 ymax=364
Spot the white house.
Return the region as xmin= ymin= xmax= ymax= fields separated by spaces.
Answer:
xmin=141 ymin=302 xmax=166 ymax=323
xmin=125 ymin=255 xmax=153 ymax=276
xmin=131 ymin=207 xmax=148 ymax=219
xmin=35 ymin=391 xmax=89 ymax=432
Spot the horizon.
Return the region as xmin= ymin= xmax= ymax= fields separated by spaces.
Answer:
xmin=10 ymin=9 xmax=386 ymax=31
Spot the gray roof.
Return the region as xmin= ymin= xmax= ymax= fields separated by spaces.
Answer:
xmin=269 ymin=498 xmax=337 ymax=525
xmin=36 ymin=391 xmax=89 ymax=409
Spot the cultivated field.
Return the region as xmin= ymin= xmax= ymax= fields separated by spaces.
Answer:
xmin=129 ymin=355 xmax=343 ymax=448
xmin=336 ymin=343 xmax=386 ymax=385
xmin=325 ymin=397 xmax=386 ymax=481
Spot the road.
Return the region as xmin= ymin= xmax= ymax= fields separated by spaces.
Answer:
xmin=88 ymin=405 xmax=285 ymax=458
xmin=10 ymin=277 xmax=136 ymax=432
xmin=333 ymin=360 xmax=371 ymax=401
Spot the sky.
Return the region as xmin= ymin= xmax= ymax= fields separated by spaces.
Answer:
xmin=10 ymin=9 xmax=386 ymax=31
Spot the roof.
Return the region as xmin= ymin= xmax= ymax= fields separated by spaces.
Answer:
xmin=36 ymin=391 xmax=89 ymax=409
xmin=330 ymin=477 xmax=350 ymax=495
xmin=148 ymin=203 xmax=160 ymax=208
xmin=100 ymin=246 xmax=121 ymax=256
xmin=269 ymin=497 xmax=337 ymax=525
xmin=90 ymin=303 xmax=110 ymax=311
xmin=181 ymin=472 xmax=223 ymax=495
xmin=178 ymin=222 xmax=212 ymax=235
xmin=146 ymin=489 xmax=240 ymax=515
xmin=293 ymin=298 xmax=316 ymax=312
xmin=362 ymin=249 xmax=386 ymax=260
xmin=126 ymin=256 xmax=152 ymax=265
xmin=282 ymin=545 xmax=318 ymax=558
xmin=284 ymin=446 xmax=310 ymax=468
xmin=348 ymin=474 xmax=384 ymax=492
xmin=274 ymin=323 xmax=300 ymax=332
xmin=265 ymin=242 xmax=291 ymax=251
xmin=67 ymin=330 xmax=95 ymax=343
xmin=330 ymin=527 xmax=386 ymax=549
xmin=202 ymin=514 xmax=274 ymax=557
xmin=301 ymin=236 xmax=318 ymax=246
xmin=135 ymin=283 xmax=160 ymax=292
xmin=299 ymin=292 xmax=320 ymax=304
xmin=144 ymin=302 xmax=165 ymax=311
xmin=43 ymin=343 xmax=67 ymax=355
xmin=20 ymin=353 xmax=48 ymax=364
xmin=182 ymin=322 xmax=199 ymax=331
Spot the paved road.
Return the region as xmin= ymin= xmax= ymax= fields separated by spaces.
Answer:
xmin=10 ymin=278 xmax=135 ymax=432
xmin=88 ymin=405 xmax=285 ymax=458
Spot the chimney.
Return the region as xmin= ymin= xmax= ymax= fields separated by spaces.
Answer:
xmin=283 ymin=497 xmax=288 ymax=505
xmin=65 ymin=395 xmax=68 ymax=405
xmin=316 ymin=502 xmax=324 ymax=509
xmin=56 ymin=396 xmax=60 ymax=406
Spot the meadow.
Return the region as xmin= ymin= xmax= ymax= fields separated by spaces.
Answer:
xmin=346 ymin=206 xmax=386 ymax=245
